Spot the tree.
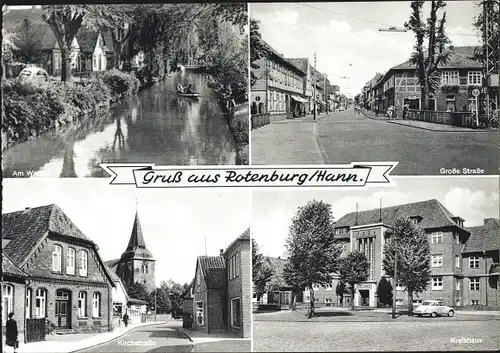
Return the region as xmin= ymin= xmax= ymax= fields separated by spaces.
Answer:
xmin=2 ymin=29 xmax=18 ymax=79
xmin=12 ymin=19 xmax=44 ymax=63
xmin=250 ymin=19 xmax=268 ymax=87
xmin=283 ymin=200 xmax=341 ymax=318
xmin=335 ymin=281 xmax=348 ymax=307
xmin=252 ymin=238 xmax=273 ymax=300
xmin=376 ymin=277 xmax=394 ymax=307
xmin=42 ymin=5 xmax=122 ymax=82
xmin=338 ymin=251 xmax=369 ymax=310
xmin=126 ymin=282 xmax=150 ymax=302
xmin=405 ymin=1 xmax=453 ymax=110
xmin=382 ymin=217 xmax=431 ymax=316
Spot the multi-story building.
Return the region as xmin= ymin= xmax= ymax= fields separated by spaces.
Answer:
xmin=304 ymin=199 xmax=500 ymax=309
xmin=189 ymin=229 xmax=251 ymax=338
xmin=251 ymin=39 xmax=307 ymax=121
xmin=366 ymin=46 xmax=489 ymax=114
xmin=2 ymin=204 xmax=116 ymax=335
xmin=287 ymin=58 xmax=313 ymax=113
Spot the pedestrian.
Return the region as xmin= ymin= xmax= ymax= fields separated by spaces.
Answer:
xmin=403 ymin=104 xmax=409 ymax=120
xmin=122 ymin=311 xmax=129 ymax=328
xmin=5 ymin=312 xmax=19 ymax=353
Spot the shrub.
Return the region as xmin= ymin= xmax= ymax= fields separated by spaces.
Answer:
xmin=102 ymin=69 xmax=140 ymax=101
xmin=2 ymin=78 xmax=112 ymax=150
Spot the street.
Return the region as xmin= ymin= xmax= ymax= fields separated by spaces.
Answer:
xmin=316 ymin=108 xmax=498 ymax=175
xmin=75 ymin=322 xmax=193 ymax=353
xmin=253 ymin=319 xmax=500 ymax=351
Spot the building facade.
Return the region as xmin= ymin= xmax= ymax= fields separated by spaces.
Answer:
xmin=251 ymin=39 xmax=307 ymax=121
xmin=365 ymin=46 xmax=493 ymax=115
xmin=304 ymin=200 xmax=500 ymax=309
xmin=190 ymin=229 xmax=251 ymax=338
xmin=2 ymin=204 xmax=115 ymax=334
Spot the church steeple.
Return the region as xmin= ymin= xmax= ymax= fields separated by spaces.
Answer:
xmin=127 ymin=211 xmax=147 ymax=250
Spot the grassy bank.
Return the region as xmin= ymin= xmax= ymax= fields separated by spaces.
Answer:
xmin=228 ymin=103 xmax=249 ymax=165
xmin=2 ymin=69 xmax=141 ymax=151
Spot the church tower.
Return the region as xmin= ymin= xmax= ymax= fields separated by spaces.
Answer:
xmin=118 ymin=210 xmax=156 ymax=294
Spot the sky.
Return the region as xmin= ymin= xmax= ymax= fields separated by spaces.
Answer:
xmin=252 ymin=177 xmax=499 ymax=258
xmin=251 ymin=1 xmax=482 ymax=98
xmin=2 ymin=179 xmax=251 ymax=287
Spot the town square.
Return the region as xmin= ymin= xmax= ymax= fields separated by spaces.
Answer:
xmin=251 ymin=177 xmax=500 ymax=351
xmin=250 ymin=1 xmax=499 ymax=174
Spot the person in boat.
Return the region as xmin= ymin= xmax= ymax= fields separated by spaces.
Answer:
xmin=177 ymin=84 xmax=185 ymax=93
xmin=186 ymin=84 xmax=194 ymax=94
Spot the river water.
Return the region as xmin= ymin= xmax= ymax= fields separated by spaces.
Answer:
xmin=3 ymin=71 xmax=236 ymax=178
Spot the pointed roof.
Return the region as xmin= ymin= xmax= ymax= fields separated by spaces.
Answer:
xmin=196 ymin=256 xmax=227 ymax=289
xmin=464 ymin=218 xmax=500 ymax=253
xmin=2 ymin=204 xmax=94 ymax=265
xmin=2 ymin=251 xmax=28 ymax=279
xmin=120 ymin=211 xmax=154 ymax=261
xmin=334 ymin=199 xmax=468 ymax=233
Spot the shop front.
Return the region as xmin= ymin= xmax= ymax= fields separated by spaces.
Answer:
xmin=354 ymin=282 xmax=377 ymax=307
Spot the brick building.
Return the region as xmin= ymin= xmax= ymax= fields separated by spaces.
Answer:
xmin=2 ymin=204 xmax=115 ymax=334
xmin=189 ymin=229 xmax=250 ymax=338
xmin=251 ymin=39 xmax=308 ymax=121
xmin=2 ymin=252 xmax=28 ymax=336
xmin=304 ymin=199 xmax=500 ymax=309
xmin=363 ymin=46 xmax=497 ymax=115
xmin=105 ymin=211 xmax=156 ymax=295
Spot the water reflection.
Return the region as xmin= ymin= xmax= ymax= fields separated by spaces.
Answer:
xmin=2 ymin=71 xmax=237 ymax=178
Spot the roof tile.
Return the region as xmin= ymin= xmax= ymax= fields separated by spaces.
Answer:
xmin=464 ymin=218 xmax=500 ymax=253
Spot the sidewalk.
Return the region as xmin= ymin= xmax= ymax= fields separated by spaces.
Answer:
xmin=178 ymin=328 xmax=250 ymax=344
xmin=251 ymin=115 xmax=328 ymax=164
xmin=16 ymin=321 xmax=166 ymax=353
xmin=388 ymin=119 xmax=497 ymax=132
xmin=371 ymin=308 xmax=500 ymax=315
xmin=360 ymin=109 xmax=389 ymax=120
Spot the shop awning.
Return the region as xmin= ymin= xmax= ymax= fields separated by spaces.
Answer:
xmin=291 ymin=95 xmax=308 ymax=103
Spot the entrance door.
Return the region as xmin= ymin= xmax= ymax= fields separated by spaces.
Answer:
xmin=359 ymin=290 xmax=370 ymax=306
xmin=55 ymin=290 xmax=70 ymax=329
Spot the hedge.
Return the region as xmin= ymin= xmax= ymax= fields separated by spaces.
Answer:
xmin=2 ymin=79 xmax=111 ymax=151
xmin=102 ymin=69 xmax=140 ymax=101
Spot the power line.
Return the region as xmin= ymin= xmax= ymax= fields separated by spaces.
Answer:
xmin=296 ymin=2 xmax=478 ymax=37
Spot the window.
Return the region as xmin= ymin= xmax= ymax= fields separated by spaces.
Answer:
xmin=468 ymin=71 xmax=482 ymax=85
xmin=229 ymin=252 xmax=240 ymax=280
xmin=431 ymin=232 xmax=443 ymax=244
xmin=325 ymin=283 xmax=333 ymax=291
xmin=78 ymin=292 xmax=87 ymax=317
xmin=441 ymin=70 xmax=459 ymax=85
xmin=431 ymin=255 xmax=443 ymax=267
xmin=231 ymin=298 xmax=241 ymax=328
xmin=446 ymin=95 xmax=456 ymax=111
xmin=456 ymin=279 xmax=462 ymax=291
xmin=196 ymin=301 xmax=204 ymax=325
xmin=411 ymin=218 xmax=418 ymax=225
xmin=471 ymin=300 xmax=479 ymax=305
xmin=469 ymin=256 xmax=480 ymax=268
xmin=54 ymin=52 xmax=61 ymax=70
xmin=79 ymin=251 xmax=88 ymax=276
xmin=67 ymin=248 xmax=75 ymax=275
xmin=26 ymin=288 xmax=32 ymax=319
xmin=455 ymin=256 xmax=460 ymax=268
xmin=2 ymin=284 xmax=13 ymax=323
xmin=432 ymin=277 xmax=443 ymax=290
xmin=92 ymin=293 xmax=101 ymax=317
xmin=312 ymin=283 xmax=320 ymax=291
xmin=52 ymin=245 xmax=62 ymax=272
xmin=455 ymin=234 xmax=460 ymax=245
xmin=469 ymin=278 xmax=480 ymax=291
xmin=395 ymin=299 xmax=403 ymax=305
xmin=35 ymin=289 xmax=47 ymax=318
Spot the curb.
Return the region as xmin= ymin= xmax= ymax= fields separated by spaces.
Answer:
xmin=359 ymin=110 xmax=389 ymax=121
xmin=69 ymin=321 xmax=166 ymax=353
xmin=387 ymin=120 xmax=497 ymax=133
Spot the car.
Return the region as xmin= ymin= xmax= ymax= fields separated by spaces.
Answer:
xmin=17 ymin=67 xmax=50 ymax=82
xmin=338 ymin=106 xmax=345 ymax=111
xmin=413 ymin=300 xmax=455 ymax=318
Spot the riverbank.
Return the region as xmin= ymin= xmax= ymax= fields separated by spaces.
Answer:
xmin=1 ymin=69 xmax=171 ymax=151
xmin=227 ymin=103 xmax=250 ymax=165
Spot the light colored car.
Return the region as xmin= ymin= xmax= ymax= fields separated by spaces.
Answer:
xmin=413 ymin=300 xmax=455 ymax=318
xmin=338 ymin=106 xmax=345 ymax=111
xmin=17 ymin=67 xmax=50 ymax=82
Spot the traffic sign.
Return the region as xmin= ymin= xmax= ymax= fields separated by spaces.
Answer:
xmin=472 ymin=88 xmax=480 ymax=97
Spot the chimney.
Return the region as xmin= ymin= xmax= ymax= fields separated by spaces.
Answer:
xmin=484 ymin=218 xmax=496 ymax=225
xmin=220 ymin=249 xmax=224 ymax=256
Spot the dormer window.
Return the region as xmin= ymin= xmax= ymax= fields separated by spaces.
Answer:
xmin=452 ymin=217 xmax=464 ymax=228
xmin=409 ymin=216 xmax=423 ymax=225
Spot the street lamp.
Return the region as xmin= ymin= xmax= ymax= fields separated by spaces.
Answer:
xmin=385 ymin=229 xmax=399 ymax=319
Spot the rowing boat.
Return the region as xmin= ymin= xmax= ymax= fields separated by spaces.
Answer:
xmin=176 ymin=91 xmax=199 ymax=98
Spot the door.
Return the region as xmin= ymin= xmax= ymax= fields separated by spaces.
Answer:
xmin=359 ymin=290 xmax=370 ymax=306
xmin=55 ymin=290 xmax=70 ymax=329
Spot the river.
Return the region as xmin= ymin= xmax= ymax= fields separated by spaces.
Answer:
xmin=2 ymin=70 xmax=236 ymax=178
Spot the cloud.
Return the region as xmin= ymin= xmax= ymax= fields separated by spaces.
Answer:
xmin=444 ymin=187 xmax=499 ymax=227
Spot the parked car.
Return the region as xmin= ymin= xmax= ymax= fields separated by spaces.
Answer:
xmin=17 ymin=67 xmax=49 ymax=82
xmin=413 ymin=300 xmax=455 ymax=318
xmin=338 ymin=106 xmax=345 ymax=111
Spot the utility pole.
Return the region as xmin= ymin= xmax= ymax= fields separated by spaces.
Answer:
xmin=154 ymin=289 xmax=157 ymax=322
xmin=313 ymin=53 xmax=317 ymax=120
xmin=324 ymin=73 xmax=328 ymax=112
xmin=482 ymin=0 xmax=499 ymax=127
xmin=392 ymin=242 xmax=398 ymax=319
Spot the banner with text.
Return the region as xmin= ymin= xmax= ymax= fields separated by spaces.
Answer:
xmin=100 ymin=162 xmax=398 ymax=188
